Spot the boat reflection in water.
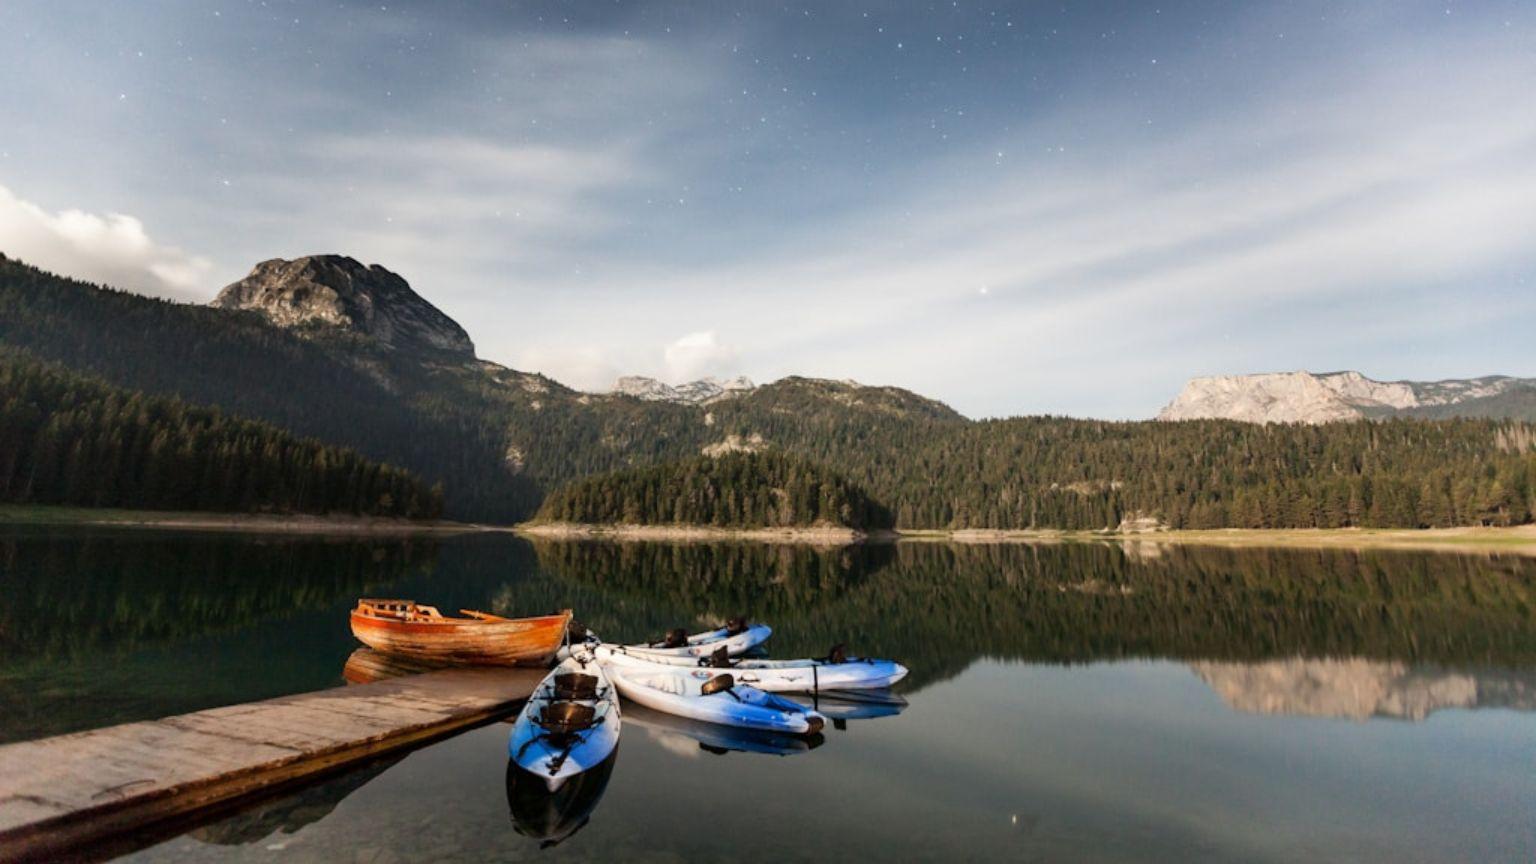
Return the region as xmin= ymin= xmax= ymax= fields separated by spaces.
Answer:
xmin=623 ymin=702 xmax=825 ymax=757
xmin=341 ymin=647 xmax=454 ymax=684
xmin=787 ymin=688 xmax=909 ymax=723
xmin=505 ymin=753 xmax=617 ymax=847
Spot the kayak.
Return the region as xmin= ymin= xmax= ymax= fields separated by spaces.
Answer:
xmin=608 ymin=667 xmax=825 ymax=735
xmin=508 ymin=650 xmax=621 ymax=791
xmin=621 ymin=620 xmax=772 ymax=658
xmin=592 ymin=643 xmax=908 ymax=692
xmin=623 ymin=702 xmax=822 ymax=757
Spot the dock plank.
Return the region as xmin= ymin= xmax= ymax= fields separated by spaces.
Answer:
xmin=0 ymin=666 xmax=542 ymax=862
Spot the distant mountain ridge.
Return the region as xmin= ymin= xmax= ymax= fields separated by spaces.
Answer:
xmin=1158 ymin=371 xmax=1536 ymax=423
xmin=611 ymin=374 xmax=756 ymax=404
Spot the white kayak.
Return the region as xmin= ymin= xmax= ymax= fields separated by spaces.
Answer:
xmin=621 ymin=620 xmax=772 ymax=659
xmin=508 ymin=650 xmax=621 ymax=791
xmin=592 ymin=643 xmax=908 ymax=693
xmin=609 ymin=668 xmax=826 ymax=736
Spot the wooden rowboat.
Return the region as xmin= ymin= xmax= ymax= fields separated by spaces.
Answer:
xmin=349 ymin=599 xmax=572 ymax=666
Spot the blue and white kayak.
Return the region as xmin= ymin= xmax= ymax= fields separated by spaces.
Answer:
xmin=623 ymin=621 xmax=772 ymax=659
xmin=609 ymin=667 xmax=826 ymax=736
xmin=592 ymin=643 xmax=907 ymax=692
xmin=508 ymin=650 xmax=621 ymax=791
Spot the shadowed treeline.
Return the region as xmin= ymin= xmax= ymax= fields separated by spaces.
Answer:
xmin=0 ymin=528 xmax=440 ymax=660
xmin=534 ymin=540 xmax=1536 ymax=688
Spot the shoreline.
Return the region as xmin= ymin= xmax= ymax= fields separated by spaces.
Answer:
xmin=0 ymin=504 xmax=488 ymax=536
xmin=1098 ymin=525 xmax=1536 ymax=556
xmin=4 ymin=505 xmax=1535 ymax=555
xmin=513 ymin=521 xmax=865 ymax=545
xmin=905 ymin=525 xmax=1536 ymax=557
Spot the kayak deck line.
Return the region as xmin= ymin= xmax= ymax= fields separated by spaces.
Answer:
xmin=0 ymin=667 xmax=545 ymax=863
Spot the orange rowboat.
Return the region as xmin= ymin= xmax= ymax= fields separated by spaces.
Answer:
xmin=350 ymin=599 xmax=572 ymax=666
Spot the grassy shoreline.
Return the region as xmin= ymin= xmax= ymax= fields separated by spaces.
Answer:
xmin=902 ymin=525 xmax=1536 ymax=556
xmin=0 ymin=504 xmax=486 ymax=535
xmin=5 ymin=504 xmax=1536 ymax=555
xmin=514 ymin=521 xmax=863 ymax=545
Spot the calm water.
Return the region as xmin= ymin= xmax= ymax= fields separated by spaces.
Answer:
xmin=3 ymin=528 xmax=1535 ymax=862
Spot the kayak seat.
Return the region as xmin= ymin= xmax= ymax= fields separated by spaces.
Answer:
xmin=725 ymin=616 xmax=749 ymax=636
xmin=658 ymin=627 xmax=689 ymax=649
xmin=535 ymin=701 xmax=597 ymax=736
xmin=700 ymin=673 xmax=735 ymax=696
xmin=552 ymin=673 xmax=600 ymax=701
xmin=699 ymin=646 xmax=734 ymax=669
xmin=824 ymin=643 xmax=849 ymax=664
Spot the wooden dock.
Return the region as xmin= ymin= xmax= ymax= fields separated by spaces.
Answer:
xmin=0 ymin=666 xmax=543 ymax=862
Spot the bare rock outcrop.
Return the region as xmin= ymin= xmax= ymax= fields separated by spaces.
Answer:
xmin=1158 ymin=370 xmax=1532 ymax=424
xmin=612 ymin=375 xmax=755 ymax=405
xmin=212 ymin=255 xmax=474 ymax=357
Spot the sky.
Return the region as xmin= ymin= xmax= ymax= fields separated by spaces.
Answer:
xmin=1 ymin=1 xmax=1533 ymax=418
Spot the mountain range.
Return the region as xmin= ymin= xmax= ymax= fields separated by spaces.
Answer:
xmin=2 ymin=250 xmax=1532 ymax=529
xmin=179 ymin=254 xmax=1536 ymax=427
xmin=1159 ymin=370 xmax=1536 ymax=424
xmin=611 ymin=375 xmax=756 ymax=405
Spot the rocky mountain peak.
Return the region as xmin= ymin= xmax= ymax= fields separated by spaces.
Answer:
xmin=211 ymin=255 xmax=474 ymax=357
xmin=1157 ymin=370 xmax=1534 ymax=424
xmin=611 ymin=375 xmax=756 ymax=405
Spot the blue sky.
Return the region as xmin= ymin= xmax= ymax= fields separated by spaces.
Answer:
xmin=2 ymin=1 xmax=1533 ymax=417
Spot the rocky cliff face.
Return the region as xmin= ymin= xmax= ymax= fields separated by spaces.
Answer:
xmin=1158 ymin=370 xmax=1535 ymax=423
xmin=211 ymin=256 xmax=474 ymax=357
xmin=612 ymin=375 xmax=755 ymax=404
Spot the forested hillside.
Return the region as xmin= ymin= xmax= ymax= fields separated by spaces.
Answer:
xmin=0 ymin=348 xmax=440 ymax=517
xmin=536 ymin=451 xmax=893 ymax=530
xmin=776 ymin=415 xmax=1535 ymax=530
xmin=0 ymin=255 xmax=540 ymax=519
xmin=3 ymin=253 xmax=1534 ymax=531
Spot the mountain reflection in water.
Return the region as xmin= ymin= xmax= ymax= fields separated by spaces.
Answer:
xmin=1191 ymin=658 xmax=1536 ymax=721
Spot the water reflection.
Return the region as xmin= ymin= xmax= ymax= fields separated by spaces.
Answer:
xmin=624 ymin=702 xmax=825 ymax=757
xmin=0 ymin=527 xmax=439 ymax=660
xmin=504 ymin=754 xmax=617 ymax=847
xmin=24 ymin=530 xmax=1520 ymax=863
xmin=1191 ymin=658 xmax=1536 ymax=721
xmin=7 ymin=528 xmax=1536 ymax=745
xmin=787 ymin=689 xmax=909 ymax=722
xmin=341 ymin=647 xmax=452 ymax=685
xmin=188 ymin=757 xmax=402 ymax=847
xmin=535 ymin=539 xmax=1536 ymax=684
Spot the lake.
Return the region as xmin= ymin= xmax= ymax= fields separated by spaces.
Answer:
xmin=2 ymin=527 xmax=1534 ymax=862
